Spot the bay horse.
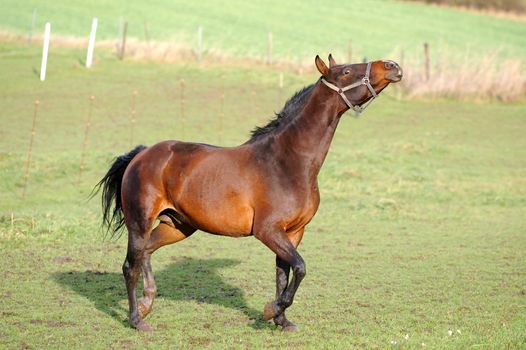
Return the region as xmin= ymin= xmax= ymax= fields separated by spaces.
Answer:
xmin=95 ymin=55 xmax=402 ymax=332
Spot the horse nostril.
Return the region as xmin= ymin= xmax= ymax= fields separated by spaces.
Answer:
xmin=384 ymin=62 xmax=395 ymax=69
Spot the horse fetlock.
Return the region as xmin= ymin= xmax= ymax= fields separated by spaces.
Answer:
xmin=274 ymin=313 xmax=299 ymax=332
xmin=132 ymin=319 xmax=153 ymax=332
xmin=273 ymin=313 xmax=287 ymax=326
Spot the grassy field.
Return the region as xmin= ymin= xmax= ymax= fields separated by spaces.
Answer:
xmin=1 ymin=0 xmax=526 ymax=61
xmin=0 ymin=42 xmax=525 ymax=349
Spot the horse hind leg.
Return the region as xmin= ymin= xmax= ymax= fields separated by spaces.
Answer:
xmin=138 ymin=214 xmax=196 ymax=320
xmin=123 ymin=216 xmax=154 ymax=332
xmin=138 ymin=254 xmax=155 ymax=320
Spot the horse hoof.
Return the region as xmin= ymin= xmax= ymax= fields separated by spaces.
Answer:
xmin=282 ymin=324 xmax=300 ymax=332
xmin=138 ymin=299 xmax=151 ymax=319
xmin=134 ymin=320 xmax=153 ymax=332
xmin=263 ymin=301 xmax=279 ymax=321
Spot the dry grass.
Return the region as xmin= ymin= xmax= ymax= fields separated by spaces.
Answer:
xmin=109 ymin=37 xmax=315 ymax=74
xmin=443 ymin=5 xmax=526 ymax=22
xmin=0 ymin=31 xmax=314 ymax=74
xmin=1 ymin=30 xmax=524 ymax=101
xmin=400 ymin=50 xmax=526 ymax=101
xmin=403 ymin=0 xmax=526 ymax=20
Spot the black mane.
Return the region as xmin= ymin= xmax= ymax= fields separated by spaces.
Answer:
xmin=249 ymin=83 xmax=316 ymax=141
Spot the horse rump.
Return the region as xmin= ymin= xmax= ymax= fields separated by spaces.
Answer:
xmin=91 ymin=145 xmax=147 ymax=238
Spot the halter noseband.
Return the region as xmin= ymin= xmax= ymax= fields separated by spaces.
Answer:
xmin=321 ymin=61 xmax=377 ymax=117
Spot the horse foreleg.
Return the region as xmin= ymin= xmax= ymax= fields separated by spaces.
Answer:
xmin=272 ymin=257 xmax=298 ymax=331
xmin=138 ymin=216 xmax=196 ymax=320
xmin=255 ymin=226 xmax=306 ymax=331
xmin=272 ymin=228 xmax=304 ymax=331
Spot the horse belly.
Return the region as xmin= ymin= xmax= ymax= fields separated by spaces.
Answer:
xmin=182 ymin=197 xmax=254 ymax=237
xmin=176 ymin=178 xmax=255 ymax=237
xmin=168 ymin=146 xmax=256 ymax=237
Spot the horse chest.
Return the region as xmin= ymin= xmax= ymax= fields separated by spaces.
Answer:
xmin=278 ymin=183 xmax=320 ymax=228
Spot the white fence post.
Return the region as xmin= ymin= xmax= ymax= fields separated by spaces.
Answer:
xmin=86 ymin=18 xmax=98 ymax=68
xmin=40 ymin=22 xmax=51 ymax=81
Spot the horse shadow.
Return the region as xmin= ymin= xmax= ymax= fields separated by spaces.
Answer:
xmin=53 ymin=257 xmax=273 ymax=330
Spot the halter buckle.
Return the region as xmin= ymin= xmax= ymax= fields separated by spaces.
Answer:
xmin=362 ymin=77 xmax=370 ymax=85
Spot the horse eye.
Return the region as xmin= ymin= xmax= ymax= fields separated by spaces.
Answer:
xmin=344 ymin=70 xmax=350 ymax=75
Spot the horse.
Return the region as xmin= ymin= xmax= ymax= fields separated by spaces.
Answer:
xmin=95 ymin=54 xmax=402 ymax=332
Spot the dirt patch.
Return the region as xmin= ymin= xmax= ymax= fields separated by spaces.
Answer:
xmin=170 ymin=255 xmax=191 ymax=261
xmin=13 ymin=321 xmax=27 ymax=331
xmin=356 ymin=301 xmax=371 ymax=308
xmin=53 ymin=256 xmax=74 ymax=264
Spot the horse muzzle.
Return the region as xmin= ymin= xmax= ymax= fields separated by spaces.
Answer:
xmin=383 ymin=61 xmax=403 ymax=82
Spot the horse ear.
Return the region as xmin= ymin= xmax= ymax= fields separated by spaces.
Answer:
xmin=315 ymin=55 xmax=329 ymax=76
xmin=328 ymin=54 xmax=336 ymax=68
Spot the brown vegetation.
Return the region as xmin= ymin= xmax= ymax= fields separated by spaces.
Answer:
xmin=400 ymin=50 xmax=525 ymax=101
xmin=1 ymin=31 xmax=524 ymax=101
xmin=405 ymin=0 xmax=526 ymax=14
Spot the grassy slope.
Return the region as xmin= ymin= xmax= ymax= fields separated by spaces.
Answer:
xmin=1 ymin=0 xmax=526 ymax=61
xmin=0 ymin=43 xmax=525 ymax=348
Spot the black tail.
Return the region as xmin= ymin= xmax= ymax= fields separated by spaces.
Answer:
xmin=92 ymin=145 xmax=147 ymax=238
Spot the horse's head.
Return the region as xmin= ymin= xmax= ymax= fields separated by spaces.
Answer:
xmin=315 ymin=54 xmax=402 ymax=115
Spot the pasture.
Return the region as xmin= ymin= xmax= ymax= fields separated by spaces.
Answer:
xmin=2 ymin=0 xmax=526 ymax=61
xmin=0 ymin=40 xmax=525 ymax=348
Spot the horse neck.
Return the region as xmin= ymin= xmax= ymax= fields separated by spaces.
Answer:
xmin=274 ymin=82 xmax=345 ymax=180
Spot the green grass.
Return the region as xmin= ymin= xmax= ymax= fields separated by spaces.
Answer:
xmin=1 ymin=43 xmax=525 ymax=349
xmin=1 ymin=0 xmax=526 ymax=61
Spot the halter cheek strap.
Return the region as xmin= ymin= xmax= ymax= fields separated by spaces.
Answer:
xmin=321 ymin=61 xmax=377 ymax=117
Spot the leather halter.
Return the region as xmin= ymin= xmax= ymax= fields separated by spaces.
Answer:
xmin=321 ymin=62 xmax=377 ymax=117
